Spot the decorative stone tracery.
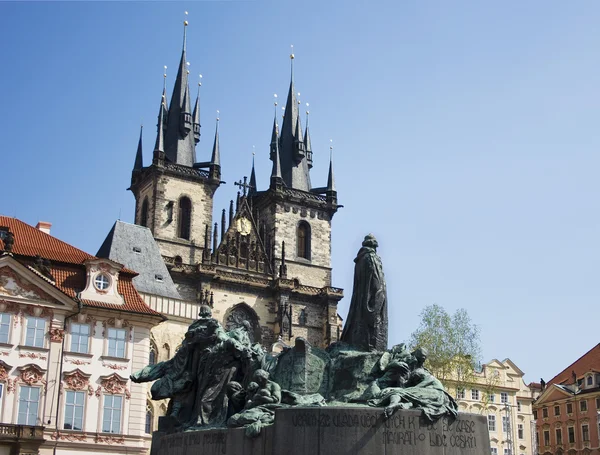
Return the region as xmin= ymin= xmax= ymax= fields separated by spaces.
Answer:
xmin=0 ymin=360 xmax=12 ymax=381
xmin=17 ymin=364 xmax=46 ymax=392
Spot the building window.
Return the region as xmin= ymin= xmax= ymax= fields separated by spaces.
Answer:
xmin=102 ymin=395 xmax=123 ymax=434
xmin=64 ymin=390 xmax=85 ymax=430
xmin=70 ymin=323 xmax=90 ymax=354
xmin=504 ymin=449 xmax=510 ymax=455
xmin=533 ymin=410 xmax=538 ymax=420
xmin=596 ymin=398 xmax=600 ymax=409
xmin=107 ymin=328 xmax=126 ymax=358
xmin=542 ymin=407 xmax=548 ymax=418
xmin=25 ymin=316 xmax=45 ymax=348
xmin=517 ymin=401 xmax=522 ymax=412
xmin=501 ymin=392 xmax=508 ymax=404
xmin=503 ymin=416 xmax=510 ymax=433
xmin=296 ymin=221 xmax=311 ymax=260
xmin=518 ymin=423 xmax=524 ymax=439
xmin=141 ymin=197 xmax=149 ymax=227
xmin=587 ymin=376 xmax=593 ymax=386
xmin=556 ymin=428 xmax=562 ymax=445
xmin=0 ymin=313 xmax=10 ymax=344
xmin=566 ymin=403 xmax=573 ymax=414
xmin=488 ymin=415 xmax=496 ymax=431
xmin=568 ymin=426 xmax=575 ymax=444
xmin=94 ymin=273 xmax=111 ymax=291
xmin=149 ymin=342 xmax=157 ymax=366
xmin=488 ymin=393 xmax=495 ymax=403
xmin=145 ymin=407 xmax=153 ymax=434
xmin=582 ymin=424 xmax=589 ymax=441
xmin=17 ymin=386 xmax=40 ymax=426
xmin=177 ymin=197 xmax=192 ymax=240
xmin=471 ymin=389 xmax=480 ymax=401
xmin=491 ymin=448 xmax=498 ymax=455
xmin=580 ymin=400 xmax=587 ymax=412
xmin=554 ymin=405 xmax=560 ymax=416
xmin=457 ymin=388 xmax=465 ymax=399
xmin=544 ymin=430 xmax=550 ymax=446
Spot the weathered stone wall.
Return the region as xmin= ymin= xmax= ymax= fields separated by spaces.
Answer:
xmin=153 ymin=175 xmax=214 ymax=263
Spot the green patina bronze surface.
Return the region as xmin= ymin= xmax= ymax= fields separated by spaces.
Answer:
xmin=131 ymin=235 xmax=458 ymax=438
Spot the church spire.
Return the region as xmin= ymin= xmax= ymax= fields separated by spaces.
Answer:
xmin=304 ymin=107 xmax=313 ymax=169
xmin=278 ymin=48 xmax=311 ymax=191
xmin=209 ymin=113 xmax=221 ymax=181
xmin=249 ymin=150 xmax=257 ymax=196
xmin=270 ymin=130 xmax=283 ymax=190
xmin=269 ymin=95 xmax=279 ymax=161
xmin=154 ymin=99 xmax=165 ymax=159
xmin=133 ymin=125 xmax=143 ymax=171
xmin=164 ymin=15 xmax=196 ymax=167
xmin=192 ymin=75 xmax=201 ymax=144
xmin=327 ymin=143 xmax=335 ymax=193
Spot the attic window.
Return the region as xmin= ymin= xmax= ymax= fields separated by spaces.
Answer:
xmin=155 ymin=274 xmax=163 ymax=282
xmin=0 ymin=228 xmax=7 ymax=240
xmin=133 ymin=247 xmax=142 ymax=254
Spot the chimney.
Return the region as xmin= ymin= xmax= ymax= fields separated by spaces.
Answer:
xmin=36 ymin=221 xmax=51 ymax=235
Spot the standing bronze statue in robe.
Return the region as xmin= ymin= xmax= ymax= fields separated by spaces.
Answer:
xmin=341 ymin=234 xmax=388 ymax=351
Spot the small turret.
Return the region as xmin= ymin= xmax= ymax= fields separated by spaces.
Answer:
xmin=304 ymin=109 xmax=313 ymax=169
xmin=249 ymin=152 xmax=257 ymax=196
xmin=326 ymin=143 xmax=337 ymax=205
xmin=209 ymin=116 xmax=221 ymax=182
xmin=192 ymin=76 xmax=201 ymax=144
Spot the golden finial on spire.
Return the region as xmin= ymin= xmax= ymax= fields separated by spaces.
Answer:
xmin=306 ymin=102 xmax=310 ymax=115
xmin=252 ymin=145 xmax=256 ymax=157
xmin=274 ymin=93 xmax=278 ymax=107
xmin=198 ymin=74 xmax=202 ymax=87
xmin=216 ymin=109 xmax=220 ymax=122
xmin=290 ymin=44 xmax=294 ymax=60
xmin=184 ymin=10 xmax=189 ymax=26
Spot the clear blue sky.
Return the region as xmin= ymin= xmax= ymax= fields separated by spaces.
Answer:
xmin=2 ymin=1 xmax=599 ymax=384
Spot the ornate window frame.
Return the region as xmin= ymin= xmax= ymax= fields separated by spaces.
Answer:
xmin=96 ymin=373 xmax=129 ymax=436
xmin=101 ymin=318 xmax=132 ymax=361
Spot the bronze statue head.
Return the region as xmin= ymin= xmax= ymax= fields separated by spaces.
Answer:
xmin=362 ymin=233 xmax=378 ymax=248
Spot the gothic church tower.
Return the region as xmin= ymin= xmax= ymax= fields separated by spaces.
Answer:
xmin=129 ymin=22 xmax=221 ymax=266
xmin=122 ymin=24 xmax=342 ymax=349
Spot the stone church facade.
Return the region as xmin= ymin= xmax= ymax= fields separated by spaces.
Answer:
xmin=98 ymin=22 xmax=344 ymax=428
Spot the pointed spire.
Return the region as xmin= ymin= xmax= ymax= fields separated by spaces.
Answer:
xmin=270 ymin=132 xmax=283 ymax=191
xmin=249 ymin=150 xmax=257 ymax=195
xmin=208 ymin=113 xmax=221 ymax=182
xmin=229 ymin=200 xmax=234 ymax=228
xmin=211 ymin=114 xmax=220 ymax=166
xmin=270 ymin=94 xmax=279 ymax=161
xmin=278 ymin=49 xmax=310 ymax=190
xmin=154 ymin=102 xmax=165 ymax=158
xmin=327 ymin=142 xmax=335 ymax=193
xmin=192 ymin=75 xmax=201 ymax=144
xmin=304 ymin=105 xmax=313 ymax=169
xmin=213 ymin=223 xmax=218 ymax=254
xmin=164 ymin=14 xmax=195 ymax=166
xmin=160 ymin=65 xmax=168 ymax=125
xmin=221 ymin=209 xmax=226 ymax=242
xmin=133 ymin=125 xmax=143 ymax=171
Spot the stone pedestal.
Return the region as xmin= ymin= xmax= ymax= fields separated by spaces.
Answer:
xmin=152 ymin=407 xmax=490 ymax=455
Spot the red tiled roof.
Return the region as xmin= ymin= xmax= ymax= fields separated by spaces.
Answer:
xmin=1 ymin=216 xmax=163 ymax=318
xmin=546 ymin=344 xmax=600 ymax=386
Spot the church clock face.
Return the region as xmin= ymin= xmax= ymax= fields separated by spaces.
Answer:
xmin=236 ymin=217 xmax=251 ymax=236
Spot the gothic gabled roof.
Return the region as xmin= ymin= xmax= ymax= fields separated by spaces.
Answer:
xmin=214 ymin=197 xmax=272 ymax=275
xmin=133 ymin=126 xmax=143 ymax=171
xmin=97 ymin=221 xmax=181 ymax=300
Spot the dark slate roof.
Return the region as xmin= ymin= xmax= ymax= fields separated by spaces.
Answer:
xmin=97 ymin=221 xmax=181 ymax=300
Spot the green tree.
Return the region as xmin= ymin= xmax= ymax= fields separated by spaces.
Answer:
xmin=409 ymin=304 xmax=482 ymax=398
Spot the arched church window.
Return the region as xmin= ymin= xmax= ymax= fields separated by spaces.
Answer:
xmin=149 ymin=341 xmax=157 ymax=365
xmin=145 ymin=403 xmax=153 ymax=434
xmin=141 ymin=197 xmax=149 ymax=227
xmin=297 ymin=221 xmax=311 ymax=260
xmin=163 ymin=343 xmax=171 ymax=360
xmin=174 ymin=256 xmax=183 ymax=267
xmin=178 ymin=197 xmax=192 ymax=240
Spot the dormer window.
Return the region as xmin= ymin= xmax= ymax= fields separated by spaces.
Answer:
xmin=94 ymin=274 xmax=111 ymax=291
xmin=133 ymin=247 xmax=142 ymax=254
xmin=587 ymin=376 xmax=593 ymax=386
xmin=154 ymin=274 xmax=163 ymax=282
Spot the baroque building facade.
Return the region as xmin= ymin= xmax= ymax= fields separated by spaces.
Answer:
xmin=533 ymin=344 xmax=600 ymax=455
xmin=97 ymin=22 xmax=344 ymax=431
xmin=446 ymin=358 xmax=538 ymax=455
xmin=0 ymin=217 xmax=164 ymax=455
